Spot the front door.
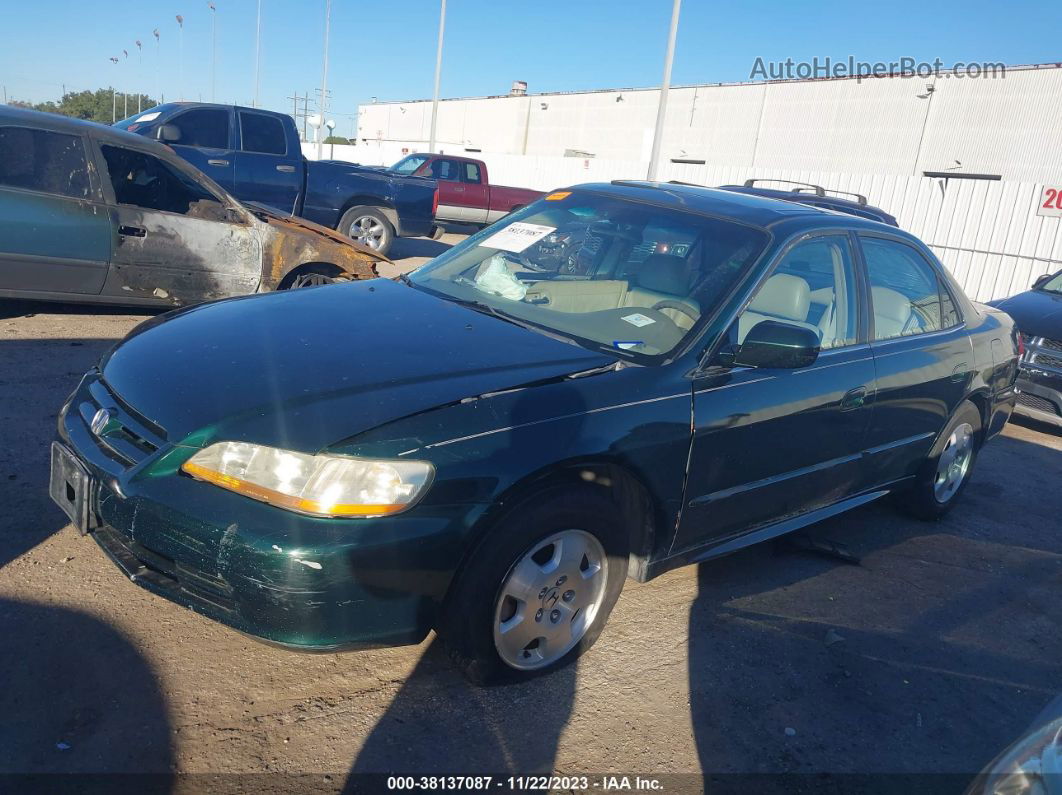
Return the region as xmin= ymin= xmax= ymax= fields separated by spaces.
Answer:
xmin=0 ymin=125 xmax=111 ymax=295
xmin=167 ymin=107 xmax=236 ymax=194
xmin=96 ymin=142 xmax=260 ymax=304
xmin=676 ymin=233 xmax=875 ymax=553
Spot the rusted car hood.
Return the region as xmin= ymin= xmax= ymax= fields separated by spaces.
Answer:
xmin=246 ymin=202 xmax=391 ymax=263
xmin=100 ymin=279 xmax=612 ymax=453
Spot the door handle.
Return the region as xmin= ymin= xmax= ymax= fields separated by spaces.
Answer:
xmin=207 ymin=159 xmax=229 ymax=167
xmin=840 ymin=386 xmax=867 ymax=411
xmin=118 ymin=225 xmax=146 ymax=238
xmin=276 ymin=164 xmax=296 ymax=173
xmin=453 ymin=186 xmax=464 ymax=192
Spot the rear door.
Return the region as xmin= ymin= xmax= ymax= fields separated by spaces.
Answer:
xmin=95 ymin=142 xmax=261 ymax=303
xmin=166 ymin=107 xmax=236 ymax=193
xmin=857 ymin=233 xmax=972 ymax=484
xmin=0 ymin=125 xmax=111 ymax=295
xmin=417 ymin=157 xmax=467 ymax=221
xmin=234 ymin=110 xmax=302 ymax=215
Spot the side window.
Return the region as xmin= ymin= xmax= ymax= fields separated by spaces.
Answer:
xmin=429 ymin=159 xmax=460 ymax=180
xmin=462 ymin=162 xmax=481 ymax=184
xmin=172 ymin=109 xmax=230 ymax=149
xmin=861 ymin=237 xmax=945 ymax=340
xmin=101 ymin=145 xmax=226 ymax=219
xmin=0 ymin=127 xmax=91 ymax=199
xmin=239 ymin=112 xmax=287 ymax=155
xmin=735 ymin=235 xmax=858 ymax=349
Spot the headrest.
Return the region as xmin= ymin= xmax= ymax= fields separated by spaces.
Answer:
xmin=872 ymin=286 xmax=912 ymax=324
xmin=748 ymin=273 xmax=810 ymax=321
xmin=635 ymin=254 xmax=689 ymax=296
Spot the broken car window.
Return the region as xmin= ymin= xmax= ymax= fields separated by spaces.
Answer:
xmin=101 ymin=145 xmax=226 ymax=218
xmin=0 ymin=126 xmax=91 ymax=199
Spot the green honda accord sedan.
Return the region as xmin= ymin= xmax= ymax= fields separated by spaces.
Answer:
xmin=51 ymin=182 xmax=1019 ymax=682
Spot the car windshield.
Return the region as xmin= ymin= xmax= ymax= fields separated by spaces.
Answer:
xmin=390 ymin=155 xmax=430 ymax=175
xmin=1037 ymin=271 xmax=1062 ymax=294
xmin=408 ymin=190 xmax=769 ymax=361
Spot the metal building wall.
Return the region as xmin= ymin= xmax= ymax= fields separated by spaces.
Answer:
xmin=355 ymin=66 xmax=1062 ymax=181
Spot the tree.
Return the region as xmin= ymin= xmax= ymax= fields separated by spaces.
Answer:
xmin=323 ymin=135 xmax=351 ymax=145
xmin=8 ymin=88 xmax=160 ymax=125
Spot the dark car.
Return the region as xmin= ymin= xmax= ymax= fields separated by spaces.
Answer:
xmin=719 ymin=179 xmax=899 ymax=226
xmin=0 ymin=107 xmax=384 ymax=306
xmin=115 ymin=103 xmax=438 ymax=255
xmin=50 ymin=183 xmax=1018 ymax=683
xmin=989 ymin=270 xmax=1062 ymax=427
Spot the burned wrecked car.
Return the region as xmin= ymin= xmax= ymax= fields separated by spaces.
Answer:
xmin=0 ymin=107 xmax=381 ymax=307
xmin=51 ymin=183 xmax=1017 ymax=684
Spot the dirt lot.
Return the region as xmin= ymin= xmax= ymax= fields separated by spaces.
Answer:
xmin=1 ymin=233 xmax=1061 ymax=792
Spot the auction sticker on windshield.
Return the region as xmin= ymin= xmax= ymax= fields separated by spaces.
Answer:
xmin=481 ymin=223 xmax=555 ymax=253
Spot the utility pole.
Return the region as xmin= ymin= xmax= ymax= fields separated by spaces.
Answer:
xmin=135 ymin=41 xmax=143 ymax=112
xmin=315 ymin=0 xmax=332 ymax=161
xmin=428 ymin=0 xmax=446 ymax=153
xmin=109 ymin=56 xmax=119 ymax=122
xmin=647 ymin=0 xmax=681 ymax=181
xmin=303 ymin=93 xmax=310 ymax=142
xmin=153 ymin=29 xmax=160 ymax=107
xmin=254 ymin=0 xmax=262 ymax=107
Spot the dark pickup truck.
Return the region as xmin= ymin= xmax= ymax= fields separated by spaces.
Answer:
xmin=116 ymin=103 xmax=437 ymax=254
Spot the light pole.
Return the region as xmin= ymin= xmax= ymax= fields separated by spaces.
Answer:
xmin=153 ymin=29 xmax=160 ymax=105
xmin=647 ymin=0 xmax=682 ymax=181
xmin=135 ymin=40 xmax=143 ymax=112
xmin=109 ymin=57 xmax=119 ymax=122
xmin=122 ymin=50 xmax=129 ymax=118
xmin=176 ymin=14 xmax=184 ymax=101
xmin=253 ymin=0 xmax=262 ymax=107
xmin=315 ymin=0 xmax=332 ymax=161
xmin=208 ymin=2 xmax=217 ymax=103
xmin=428 ymin=0 xmax=446 ymax=153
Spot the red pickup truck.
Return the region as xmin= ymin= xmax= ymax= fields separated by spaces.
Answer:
xmin=387 ymin=154 xmax=543 ymax=227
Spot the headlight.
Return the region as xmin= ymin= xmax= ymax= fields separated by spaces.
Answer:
xmin=972 ymin=717 xmax=1062 ymax=795
xmin=181 ymin=441 xmax=434 ymax=518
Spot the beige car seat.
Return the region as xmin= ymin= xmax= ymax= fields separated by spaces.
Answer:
xmin=871 ymin=286 xmax=913 ymax=339
xmin=737 ymin=273 xmax=821 ymax=343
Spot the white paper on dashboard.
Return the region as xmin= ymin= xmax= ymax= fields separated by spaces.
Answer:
xmin=481 ymin=223 xmax=556 ymax=253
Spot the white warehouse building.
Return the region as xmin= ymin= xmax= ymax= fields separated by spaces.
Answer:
xmin=355 ymin=64 xmax=1062 ymax=182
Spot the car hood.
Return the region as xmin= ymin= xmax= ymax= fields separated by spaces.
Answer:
xmin=100 ymin=279 xmax=613 ymax=453
xmin=990 ymin=289 xmax=1062 ymax=339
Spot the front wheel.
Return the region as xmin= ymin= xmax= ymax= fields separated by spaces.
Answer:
xmin=338 ymin=206 xmax=394 ymax=255
xmin=896 ymin=400 xmax=982 ymax=520
xmin=438 ymin=487 xmax=629 ymax=685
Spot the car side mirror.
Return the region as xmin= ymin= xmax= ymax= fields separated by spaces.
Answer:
xmin=155 ymin=124 xmax=181 ymax=143
xmin=1033 ymin=273 xmax=1052 ymax=289
xmin=733 ymin=320 xmax=820 ymax=369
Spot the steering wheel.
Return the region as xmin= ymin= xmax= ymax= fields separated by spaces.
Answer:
xmin=651 ymin=300 xmax=699 ymax=323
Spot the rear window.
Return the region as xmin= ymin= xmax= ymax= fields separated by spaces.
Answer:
xmin=240 ymin=112 xmax=287 ymax=155
xmin=0 ymin=127 xmax=91 ymax=199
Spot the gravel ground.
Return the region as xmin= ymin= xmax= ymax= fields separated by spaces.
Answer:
xmin=1 ymin=232 xmax=1060 ymax=792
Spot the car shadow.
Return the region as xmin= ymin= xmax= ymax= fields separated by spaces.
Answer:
xmin=0 ymin=597 xmax=173 ymax=781
xmin=0 ymin=298 xmax=164 ymax=321
xmin=688 ymin=430 xmax=1062 ymax=789
xmin=0 ymin=336 xmax=133 ymax=567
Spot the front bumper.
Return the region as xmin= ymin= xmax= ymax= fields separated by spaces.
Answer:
xmin=56 ymin=371 xmax=484 ymax=650
xmin=1015 ymin=365 xmax=1062 ymax=428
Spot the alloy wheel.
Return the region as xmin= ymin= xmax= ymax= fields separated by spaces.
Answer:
xmin=933 ymin=422 xmax=975 ymax=503
xmin=350 ymin=215 xmax=386 ymax=250
xmin=290 ymin=272 xmax=336 ymax=288
xmin=492 ymin=529 xmax=608 ymax=671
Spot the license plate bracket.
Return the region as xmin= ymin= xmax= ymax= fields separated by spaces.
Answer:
xmin=49 ymin=441 xmax=94 ymax=535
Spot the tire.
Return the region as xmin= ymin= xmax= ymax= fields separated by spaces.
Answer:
xmin=338 ymin=206 xmax=394 ymax=255
xmin=896 ymin=400 xmax=982 ymax=520
xmin=438 ymin=487 xmax=629 ymax=685
xmin=285 ymin=266 xmax=349 ymax=289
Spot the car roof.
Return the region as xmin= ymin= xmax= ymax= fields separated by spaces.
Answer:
xmin=719 ymin=184 xmax=898 ymax=225
xmin=567 ymin=180 xmax=862 ymax=227
xmin=0 ymin=105 xmax=166 ymax=148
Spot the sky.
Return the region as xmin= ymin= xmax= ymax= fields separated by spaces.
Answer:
xmin=2 ymin=0 xmax=1061 ymax=135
